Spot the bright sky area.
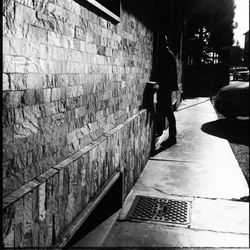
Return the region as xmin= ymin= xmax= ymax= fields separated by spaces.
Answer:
xmin=233 ymin=0 xmax=249 ymax=48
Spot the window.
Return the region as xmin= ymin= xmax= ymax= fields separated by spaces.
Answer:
xmin=85 ymin=0 xmax=121 ymax=22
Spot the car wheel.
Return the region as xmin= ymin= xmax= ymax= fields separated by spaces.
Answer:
xmin=221 ymin=104 xmax=237 ymax=119
xmin=224 ymin=108 xmax=237 ymax=119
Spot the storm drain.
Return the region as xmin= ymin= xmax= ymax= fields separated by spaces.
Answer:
xmin=126 ymin=195 xmax=191 ymax=225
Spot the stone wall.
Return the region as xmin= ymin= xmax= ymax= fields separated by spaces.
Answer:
xmin=3 ymin=110 xmax=153 ymax=247
xmin=3 ymin=0 xmax=154 ymax=247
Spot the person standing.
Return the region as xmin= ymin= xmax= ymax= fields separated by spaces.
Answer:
xmin=155 ymin=34 xmax=178 ymax=146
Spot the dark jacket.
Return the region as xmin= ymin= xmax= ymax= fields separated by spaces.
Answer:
xmin=157 ymin=46 xmax=178 ymax=93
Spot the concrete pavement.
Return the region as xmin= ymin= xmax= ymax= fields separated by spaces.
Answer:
xmin=102 ymin=97 xmax=249 ymax=248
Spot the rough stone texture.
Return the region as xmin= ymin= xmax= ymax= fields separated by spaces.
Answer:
xmin=3 ymin=0 xmax=155 ymax=247
xmin=3 ymin=204 xmax=15 ymax=247
xmin=2 ymin=109 xmax=153 ymax=248
xmin=3 ymin=0 xmax=154 ymax=193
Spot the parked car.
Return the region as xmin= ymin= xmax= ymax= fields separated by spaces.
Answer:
xmin=233 ymin=67 xmax=249 ymax=81
xmin=229 ymin=67 xmax=235 ymax=75
xmin=214 ymin=81 xmax=249 ymax=118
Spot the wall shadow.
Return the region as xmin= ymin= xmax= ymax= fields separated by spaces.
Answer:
xmin=201 ymin=118 xmax=249 ymax=146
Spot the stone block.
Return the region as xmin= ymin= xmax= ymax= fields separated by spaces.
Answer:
xmin=42 ymin=88 xmax=51 ymax=102
xmin=3 ymin=204 xmax=15 ymax=248
xmin=38 ymin=182 xmax=48 ymax=247
xmin=3 ymin=37 xmax=21 ymax=56
xmin=38 ymin=182 xmax=46 ymax=222
xmin=3 ymin=90 xmax=24 ymax=109
xmin=33 ymin=0 xmax=49 ymax=12
xmin=70 ymin=0 xmax=81 ymax=15
xmin=25 ymin=25 xmax=48 ymax=44
xmin=23 ymin=105 xmax=41 ymax=121
xmin=14 ymin=197 xmax=24 ymax=247
xmin=3 ymin=127 xmax=14 ymax=145
xmin=32 ymin=187 xmax=39 ymax=247
xmin=79 ymin=40 xmax=86 ymax=52
xmin=26 ymin=74 xmax=46 ymax=89
xmin=22 ymin=89 xmax=36 ymax=106
xmin=78 ymin=134 xmax=92 ymax=149
xmin=39 ymin=44 xmax=49 ymax=60
xmin=15 ymin=2 xmax=37 ymax=24
xmin=53 ymin=74 xmax=66 ymax=87
xmin=97 ymin=45 xmax=106 ymax=56
xmin=71 ymin=161 xmax=79 ymax=218
xmin=23 ymin=192 xmax=33 ymax=247
xmin=58 ymin=169 xmax=66 ymax=230
xmin=2 ymin=159 xmax=14 ymax=180
xmin=85 ymin=153 xmax=94 ymax=199
xmin=39 ymin=102 xmax=57 ymax=117
xmin=51 ymin=87 xmax=61 ymax=101
xmin=47 ymin=31 xmax=61 ymax=46
xmin=24 ymin=164 xmax=37 ymax=184
xmin=9 ymin=73 xmax=27 ymax=91
xmin=73 ymin=38 xmax=81 ymax=50
xmin=13 ymin=120 xmax=39 ymax=140
xmin=64 ymin=22 xmax=74 ymax=37
xmin=47 ymin=2 xmax=65 ymax=20
xmin=16 ymin=0 xmax=34 ymax=8
xmin=99 ymin=18 xmax=107 ymax=28
xmin=35 ymin=12 xmax=59 ymax=32
xmin=88 ymin=11 xmax=98 ymax=23
xmin=3 ymin=55 xmax=16 ymax=73
xmin=3 ymin=0 xmax=15 ymax=30
xmin=14 ymin=56 xmax=29 ymax=73
xmin=44 ymin=179 xmax=53 ymax=246
xmin=34 ymin=89 xmax=44 ymax=104
xmin=28 ymin=58 xmax=45 ymax=74
xmin=21 ymin=39 xmax=38 ymax=57
xmin=66 ymin=85 xmax=78 ymax=98
xmin=3 ymin=73 xmax=10 ymax=91
xmin=105 ymin=48 xmax=113 ymax=57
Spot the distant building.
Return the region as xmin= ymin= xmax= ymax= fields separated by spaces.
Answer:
xmin=243 ymin=31 xmax=249 ymax=68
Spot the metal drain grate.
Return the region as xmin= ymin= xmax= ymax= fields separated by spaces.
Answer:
xmin=126 ymin=195 xmax=191 ymax=225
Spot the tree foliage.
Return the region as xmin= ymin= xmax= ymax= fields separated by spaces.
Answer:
xmin=209 ymin=0 xmax=235 ymax=50
xmin=186 ymin=0 xmax=236 ymax=64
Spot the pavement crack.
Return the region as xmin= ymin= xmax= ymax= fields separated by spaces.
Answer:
xmin=149 ymin=158 xmax=195 ymax=163
xmin=189 ymin=227 xmax=249 ymax=235
xmin=152 ymin=187 xmax=168 ymax=195
xmin=149 ymin=190 xmax=249 ymax=203
xmin=176 ymin=99 xmax=210 ymax=111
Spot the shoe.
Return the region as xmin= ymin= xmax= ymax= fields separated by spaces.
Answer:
xmin=160 ymin=137 xmax=176 ymax=148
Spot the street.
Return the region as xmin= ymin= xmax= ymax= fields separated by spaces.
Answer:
xmin=212 ymin=80 xmax=249 ymax=187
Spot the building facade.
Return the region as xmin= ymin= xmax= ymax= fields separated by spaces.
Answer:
xmin=243 ymin=31 xmax=249 ymax=68
xmin=2 ymin=0 xmax=186 ymax=247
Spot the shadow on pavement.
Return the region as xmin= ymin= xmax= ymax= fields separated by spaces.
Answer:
xmin=151 ymin=138 xmax=177 ymax=157
xmin=201 ymin=118 xmax=249 ymax=146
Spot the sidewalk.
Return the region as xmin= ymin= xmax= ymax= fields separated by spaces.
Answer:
xmin=102 ymin=98 xmax=249 ymax=248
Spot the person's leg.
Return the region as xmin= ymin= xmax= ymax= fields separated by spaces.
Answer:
xmin=166 ymin=108 xmax=176 ymax=140
xmin=154 ymin=111 xmax=165 ymax=136
xmin=159 ymin=106 xmax=177 ymax=148
xmin=165 ymin=94 xmax=177 ymax=140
